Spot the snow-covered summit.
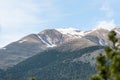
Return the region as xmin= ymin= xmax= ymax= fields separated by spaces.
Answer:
xmin=56 ymin=28 xmax=85 ymax=37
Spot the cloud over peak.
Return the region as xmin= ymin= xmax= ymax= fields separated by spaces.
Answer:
xmin=95 ymin=20 xmax=116 ymax=30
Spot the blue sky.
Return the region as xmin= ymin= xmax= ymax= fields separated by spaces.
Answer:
xmin=0 ymin=0 xmax=120 ymax=47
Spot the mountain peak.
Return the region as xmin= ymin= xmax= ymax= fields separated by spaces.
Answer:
xmin=93 ymin=27 xmax=110 ymax=31
xmin=56 ymin=28 xmax=78 ymax=33
xmin=92 ymin=27 xmax=109 ymax=33
xmin=55 ymin=28 xmax=85 ymax=37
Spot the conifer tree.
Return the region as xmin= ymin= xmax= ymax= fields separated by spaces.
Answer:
xmin=91 ymin=30 xmax=120 ymax=80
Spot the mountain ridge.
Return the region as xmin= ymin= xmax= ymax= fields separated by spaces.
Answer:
xmin=0 ymin=27 xmax=120 ymax=69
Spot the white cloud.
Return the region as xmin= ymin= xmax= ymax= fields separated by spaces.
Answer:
xmin=0 ymin=0 xmax=58 ymax=27
xmin=100 ymin=0 xmax=114 ymax=18
xmin=95 ymin=20 xmax=116 ymax=30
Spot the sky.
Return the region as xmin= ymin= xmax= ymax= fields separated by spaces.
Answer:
xmin=0 ymin=0 xmax=120 ymax=47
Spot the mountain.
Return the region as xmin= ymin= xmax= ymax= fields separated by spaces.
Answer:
xmin=0 ymin=29 xmax=70 ymax=69
xmin=1 ymin=27 xmax=120 ymax=70
xmin=0 ymin=27 xmax=120 ymax=80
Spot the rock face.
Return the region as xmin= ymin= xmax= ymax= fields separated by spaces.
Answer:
xmin=0 ymin=27 xmax=120 ymax=69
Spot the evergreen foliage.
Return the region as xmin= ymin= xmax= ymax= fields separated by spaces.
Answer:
xmin=91 ymin=30 xmax=120 ymax=80
xmin=1 ymin=46 xmax=103 ymax=80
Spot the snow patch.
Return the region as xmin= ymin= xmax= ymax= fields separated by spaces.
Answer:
xmin=46 ymin=35 xmax=52 ymax=44
xmin=49 ymin=44 xmax=56 ymax=47
xmin=99 ymin=39 xmax=104 ymax=46
xmin=37 ymin=34 xmax=56 ymax=47
xmin=1 ymin=47 xmax=7 ymax=50
xmin=19 ymin=39 xmax=27 ymax=43
xmin=46 ymin=35 xmax=57 ymax=47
